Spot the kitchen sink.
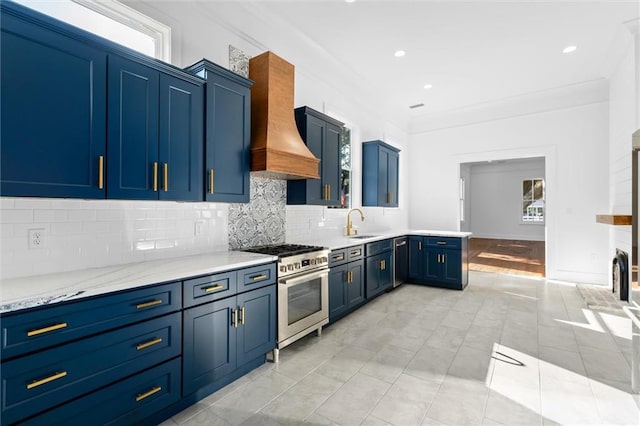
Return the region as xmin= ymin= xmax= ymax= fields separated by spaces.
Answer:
xmin=349 ymin=235 xmax=378 ymax=239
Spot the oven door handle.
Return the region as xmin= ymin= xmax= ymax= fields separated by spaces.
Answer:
xmin=279 ymin=268 xmax=328 ymax=286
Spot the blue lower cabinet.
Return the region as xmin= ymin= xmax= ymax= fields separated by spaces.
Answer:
xmin=329 ymin=260 xmax=364 ymax=322
xmin=365 ymin=251 xmax=393 ymax=299
xmin=20 ymin=358 xmax=182 ymax=426
xmin=408 ymin=236 xmax=468 ymax=290
xmin=1 ymin=312 xmax=181 ymax=425
xmin=183 ymin=285 xmax=276 ymax=396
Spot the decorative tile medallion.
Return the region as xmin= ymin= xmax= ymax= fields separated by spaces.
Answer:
xmin=228 ymin=176 xmax=286 ymax=249
xmin=229 ymin=45 xmax=250 ymax=78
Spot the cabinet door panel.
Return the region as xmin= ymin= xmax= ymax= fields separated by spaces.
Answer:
xmin=236 ymin=285 xmax=276 ymax=366
xmin=377 ymin=149 xmax=389 ymax=206
xmin=206 ymin=76 xmax=250 ymax=202
xmin=424 ymin=248 xmax=441 ymax=281
xmin=443 ymin=250 xmax=462 ymax=284
xmin=379 ymin=251 xmax=393 ymax=291
xmin=387 ymin=149 xmax=399 ymax=207
xmin=1 ymin=17 xmax=106 ymax=198
xmin=408 ymin=237 xmax=423 ymax=280
xmin=324 ymin=123 xmax=342 ymax=205
xmin=346 ymin=261 xmax=365 ymax=307
xmin=107 ymin=55 xmax=159 ymax=199
xmin=183 ymin=298 xmax=237 ymax=396
xmin=305 ymin=115 xmax=325 ymax=204
xmin=159 ymin=75 xmax=203 ymax=201
xmin=329 ymin=264 xmax=348 ymax=320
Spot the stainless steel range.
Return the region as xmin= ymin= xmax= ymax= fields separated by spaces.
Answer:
xmin=242 ymin=244 xmax=329 ymax=362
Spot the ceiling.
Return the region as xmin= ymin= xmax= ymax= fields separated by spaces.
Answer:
xmin=236 ymin=0 xmax=638 ymax=123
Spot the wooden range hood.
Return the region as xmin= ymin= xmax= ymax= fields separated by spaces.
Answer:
xmin=248 ymin=51 xmax=319 ymax=180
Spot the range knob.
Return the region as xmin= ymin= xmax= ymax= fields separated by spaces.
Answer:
xmin=321 ymin=256 xmax=328 ymax=264
xmin=294 ymin=262 xmax=301 ymax=269
xmin=310 ymin=259 xmax=317 ymax=265
xmin=280 ymin=265 xmax=287 ymax=273
xmin=287 ymin=264 xmax=294 ymax=271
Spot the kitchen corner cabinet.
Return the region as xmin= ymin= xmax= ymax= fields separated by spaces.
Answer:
xmin=185 ymin=60 xmax=253 ymax=203
xmin=108 ymin=55 xmax=204 ymax=201
xmin=0 ymin=4 xmax=107 ymax=198
xmin=365 ymin=239 xmax=394 ymax=299
xmin=362 ymin=141 xmax=400 ymax=208
xmin=409 ymin=236 xmax=468 ymax=290
xmin=287 ymin=107 xmax=344 ymax=206
xmin=328 ymin=246 xmax=365 ymax=322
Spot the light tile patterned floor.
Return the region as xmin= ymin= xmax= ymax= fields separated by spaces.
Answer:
xmin=161 ymin=272 xmax=640 ymax=426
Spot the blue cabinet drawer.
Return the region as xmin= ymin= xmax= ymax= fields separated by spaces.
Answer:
xmin=1 ymin=312 xmax=181 ymax=425
xmin=329 ymin=249 xmax=348 ymax=267
xmin=19 ymin=358 xmax=181 ymax=426
xmin=183 ymin=271 xmax=237 ymax=308
xmin=366 ymin=239 xmax=393 ymax=257
xmin=238 ymin=263 xmax=276 ymax=292
xmin=1 ymin=282 xmax=181 ymax=360
xmin=347 ymin=245 xmax=364 ymax=262
xmin=425 ymin=237 xmax=461 ymax=249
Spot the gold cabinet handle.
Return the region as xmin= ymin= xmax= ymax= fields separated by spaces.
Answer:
xmin=333 ymin=254 xmax=345 ymax=261
xmin=251 ymin=274 xmax=267 ymax=281
xmin=380 ymin=259 xmax=385 ymax=270
xmin=153 ymin=162 xmax=158 ymax=192
xmin=204 ymin=284 xmax=224 ymax=293
xmin=136 ymin=386 xmax=162 ymax=402
xmin=232 ymin=309 xmax=238 ymax=328
xmin=350 ymin=250 xmax=361 ymax=257
xmin=98 ymin=155 xmax=104 ymax=189
xmin=442 ymin=254 xmax=446 ymax=263
xmin=163 ymin=163 xmax=168 ymax=192
xmin=209 ymin=169 xmax=215 ymax=194
xmin=327 ymin=184 xmax=331 ymax=200
xmin=419 ymin=241 xmax=422 ymax=250
xmin=136 ymin=299 xmax=162 ymax=309
xmin=27 ymin=322 xmax=68 ymax=337
xmin=437 ymin=254 xmax=441 ymax=263
xmin=27 ymin=371 xmax=67 ymax=390
xmin=136 ymin=337 xmax=163 ymax=351
xmin=240 ymin=306 xmax=245 ymax=325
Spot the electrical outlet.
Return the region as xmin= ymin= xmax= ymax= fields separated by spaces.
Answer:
xmin=194 ymin=221 xmax=205 ymax=237
xmin=28 ymin=228 xmax=46 ymax=249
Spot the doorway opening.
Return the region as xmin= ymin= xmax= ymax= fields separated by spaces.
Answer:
xmin=460 ymin=157 xmax=546 ymax=278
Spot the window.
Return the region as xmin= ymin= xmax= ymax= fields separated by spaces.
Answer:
xmin=522 ymin=178 xmax=545 ymax=222
xmin=14 ymin=0 xmax=171 ymax=61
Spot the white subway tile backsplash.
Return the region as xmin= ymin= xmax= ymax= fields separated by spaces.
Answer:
xmin=1 ymin=210 xmax=34 ymax=224
xmin=67 ymin=209 xmax=97 ymax=222
xmin=51 ymin=222 xmax=82 ymax=235
xmin=13 ymin=198 xmax=52 ymax=209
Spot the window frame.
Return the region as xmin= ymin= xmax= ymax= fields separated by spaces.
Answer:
xmin=521 ymin=177 xmax=545 ymax=224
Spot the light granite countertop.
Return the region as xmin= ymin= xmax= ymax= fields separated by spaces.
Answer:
xmin=0 ymin=251 xmax=277 ymax=314
xmin=289 ymin=229 xmax=472 ymax=250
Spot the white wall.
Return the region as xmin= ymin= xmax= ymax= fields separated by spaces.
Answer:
xmin=409 ymin=101 xmax=610 ymax=285
xmin=467 ymin=158 xmax=545 ymax=241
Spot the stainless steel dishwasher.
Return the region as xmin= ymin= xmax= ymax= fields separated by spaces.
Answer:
xmin=394 ymin=237 xmax=408 ymax=287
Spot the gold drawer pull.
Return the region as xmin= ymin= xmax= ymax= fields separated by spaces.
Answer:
xmin=333 ymin=254 xmax=345 ymax=261
xmin=98 ymin=155 xmax=104 ymax=189
xmin=350 ymin=250 xmax=361 ymax=256
xmin=163 ymin=163 xmax=169 ymax=192
xmin=209 ymin=169 xmax=215 ymax=194
xmin=136 ymin=300 xmax=163 ymax=309
xmin=153 ymin=162 xmax=158 ymax=192
xmin=27 ymin=371 xmax=67 ymax=390
xmin=437 ymin=241 xmax=447 ymax=245
xmin=136 ymin=386 xmax=162 ymax=402
xmin=232 ymin=309 xmax=238 ymax=328
xmin=251 ymin=274 xmax=267 ymax=281
xmin=204 ymin=284 xmax=224 ymax=293
xmin=27 ymin=322 xmax=68 ymax=337
xmin=136 ymin=337 xmax=163 ymax=351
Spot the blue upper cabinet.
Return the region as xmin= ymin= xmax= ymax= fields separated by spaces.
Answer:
xmin=108 ymin=56 xmax=204 ymax=201
xmin=0 ymin=3 xmax=107 ymax=198
xmin=362 ymin=140 xmax=400 ymax=207
xmin=287 ymin=107 xmax=343 ymax=206
xmin=185 ymin=60 xmax=253 ymax=203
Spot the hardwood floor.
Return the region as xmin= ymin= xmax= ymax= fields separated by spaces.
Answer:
xmin=469 ymin=237 xmax=545 ymax=277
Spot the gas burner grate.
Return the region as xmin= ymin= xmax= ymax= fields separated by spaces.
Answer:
xmin=242 ymin=244 xmax=325 ymax=258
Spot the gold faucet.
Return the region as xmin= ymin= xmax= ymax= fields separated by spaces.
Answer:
xmin=345 ymin=208 xmax=365 ymax=236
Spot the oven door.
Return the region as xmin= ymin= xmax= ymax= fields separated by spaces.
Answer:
xmin=278 ymin=268 xmax=329 ymax=345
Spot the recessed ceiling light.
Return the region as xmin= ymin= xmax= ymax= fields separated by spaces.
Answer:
xmin=394 ymin=50 xmax=406 ymax=58
xmin=562 ymin=45 xmax=577 ymax=54
xmin=423 ymin=84 xmax=433 ymax=90
xmin=345 ymin=0 xmax=356 ymax=3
